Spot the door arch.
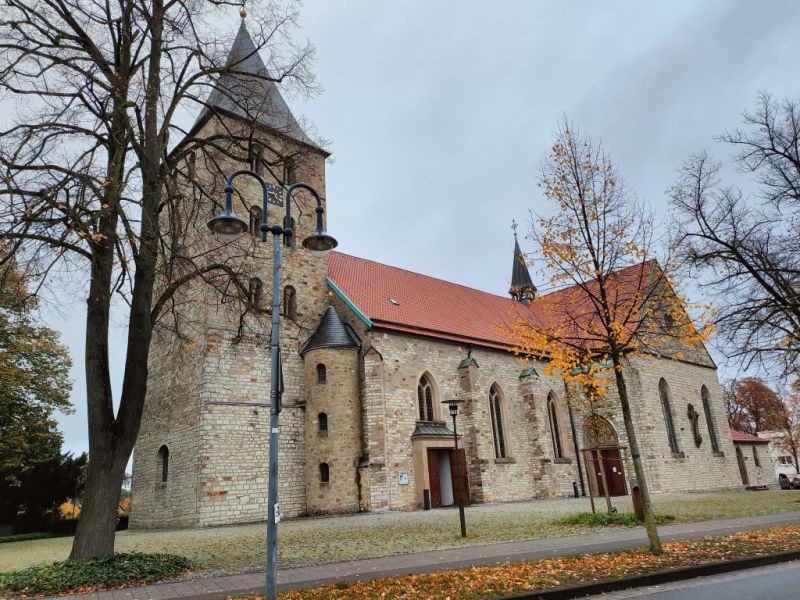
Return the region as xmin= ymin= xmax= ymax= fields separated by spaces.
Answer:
xmin=735 ymin=446 xmax=749 ymax=485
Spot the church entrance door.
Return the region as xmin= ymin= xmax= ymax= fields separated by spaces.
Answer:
xmin=591 ymin=448 xmax=626 ymax=497
xmin=427 ymin=448 xmax=457 ymax=508
xmin=583 ymin=415 xmax=627 ymax=497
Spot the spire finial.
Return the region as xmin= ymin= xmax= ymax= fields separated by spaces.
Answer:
xmin=511 ymin=219 xmax=518 ymax=238
xmin=239 ymin=1 xmax=247 ymax=19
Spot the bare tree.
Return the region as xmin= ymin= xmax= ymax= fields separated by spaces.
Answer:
xmin=0 ymin=0 xmax=319 ymax=559
xmin=671 ymin=92 xmax=800 ymax=376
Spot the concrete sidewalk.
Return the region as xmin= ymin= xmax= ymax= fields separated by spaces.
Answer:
xmin=39 ymin=511 xmax=800 ymax=600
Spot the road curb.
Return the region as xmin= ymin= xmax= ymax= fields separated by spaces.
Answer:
xmin=498 ymin=549 xmax=800 ymax=599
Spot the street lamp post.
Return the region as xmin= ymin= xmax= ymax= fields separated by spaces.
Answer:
xmin=442 ymin=398 xmax=466 ymax=538
xmin=207 ymin=169 xmax=337 ymax=600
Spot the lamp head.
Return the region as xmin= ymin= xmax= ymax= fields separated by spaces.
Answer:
xmin=442 ymin=398 xmax=464 ymax=417
xmin=302 ymin=232 xmax=338 ymax=258
xmin=207 ymin=210 xmax=248 ymax=243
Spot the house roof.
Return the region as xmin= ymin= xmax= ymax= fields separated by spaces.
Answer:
xmin=730 ymin=429 xmax=771 ymax=444
xmin=195 ymin=21 xmax=321 ymax=151
xmin=326 ymin=252 xmax=654 ymax=351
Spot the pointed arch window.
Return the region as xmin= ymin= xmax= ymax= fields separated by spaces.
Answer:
xmin=319 ymin=462 xmax=329 ymax=483
xmin=489 ymin=384 xmax=508 ymax=458
xmin=547 ymin=393 xmax=564 ymax=459
xmin=659 ymin=378 xmax=680 ymax=454
xmin=283 ymin=159 xmax=295 ymax=185
xmin=316 ymin=363 xmax=326 ymax=383
xmin=283 ymin=285 xmax=297 ymax=319
xmin=248 ymin=277 xmax=262 ymax=311
xmin=701 ymin=385 xmax=720 ymax=453
xmin=250 ymin=143 xmax=264 ymax=176
xmin=417 ymin=375 xmax=435 ymax=421
xmin=249 ymin=206 xmax=262 ymax=238
xmin=158 ymin=445 xmax=169 ymax=483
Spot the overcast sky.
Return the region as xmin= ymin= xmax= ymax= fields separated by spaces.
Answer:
xmin=39 ymin=0 xmax=800 ymax=455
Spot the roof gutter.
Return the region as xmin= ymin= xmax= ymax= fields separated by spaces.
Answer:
xmin=326 ymin=278 xmax=372 ymax=328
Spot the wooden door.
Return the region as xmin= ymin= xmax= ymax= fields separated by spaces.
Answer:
xmin=449 ymin=449 xmax=471 ymax=507
xmin=602 ymin=448 xmax=626 ymax=496
xmin=427 ymin=449 xmax=442 ymax=508
xmin=592 ymin=448 xmax=627 ymax=497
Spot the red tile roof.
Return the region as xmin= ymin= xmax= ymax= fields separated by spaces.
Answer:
xmin=730 ymin=429 xmax=770 ymax=444
xmin=327 ymin=252 xmax=653 ymax=351
xmin=327 ymin=252 xmax=531 ymax=349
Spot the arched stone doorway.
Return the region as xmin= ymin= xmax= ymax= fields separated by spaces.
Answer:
xmin=583 ymin=416 xmax=627 ymax=497
xmin=735 ymin=446 xmax=749 ymax=485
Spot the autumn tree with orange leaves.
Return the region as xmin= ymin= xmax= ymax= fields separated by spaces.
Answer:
xmin=510 ymin=121 xmax=712 ymax=555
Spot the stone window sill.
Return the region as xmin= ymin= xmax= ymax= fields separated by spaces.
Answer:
xmin=495 ymin=457 xmax=516 ymax=464
xmin=318 ymin=431 xmax=328 ymax=438
xmin=671 ymin=452 xmax=686 ymax=459
xmin=553 ymin=457 xmax=572 ymax=464
xmin=712 ymin=451 xmax=725 ymax=458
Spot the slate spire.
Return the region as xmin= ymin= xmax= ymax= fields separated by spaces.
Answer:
xmin=509 ymin=222 xmax=536 ymax=304
xmin=199 ymin=20 xmax=318 ymax=148
xmin=300 ymin=306 xmax=361 ymax=355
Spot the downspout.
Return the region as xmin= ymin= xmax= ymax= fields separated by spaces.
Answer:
xmin=564 ymin=381 xmax=586 ymax=496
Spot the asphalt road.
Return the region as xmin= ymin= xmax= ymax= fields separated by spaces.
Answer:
xmin=583 ymin=559 xmax=800 ymax=599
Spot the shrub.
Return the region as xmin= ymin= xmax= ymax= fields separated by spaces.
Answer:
xmin=555 ymin=512 xmax=675 ymax=527
xmin=0 ymin=552 xmax=197 ymax=596
xmin=0 ymin=531 xmax=57 ymax=544
xmin=50 ymin=518 xmax=79 ymax=536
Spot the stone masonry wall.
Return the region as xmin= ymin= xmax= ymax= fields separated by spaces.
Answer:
xmin=619 ymin=354 xmax=741 ymax=493
xmin=303 ymin=346 xmax=362 ymax=514
xmin=132 ymin=113 xmax=330 ymax=528
xmin=734 ymin=443 xmax=774 ymax=488
xmin=130 ymin=323 xmax=207 ymax=529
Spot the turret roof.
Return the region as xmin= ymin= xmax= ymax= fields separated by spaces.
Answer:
xmin=300 ymin=306 xmax=360 ymax=355
xmin=509 ymin=234 xmax=536 ymax=300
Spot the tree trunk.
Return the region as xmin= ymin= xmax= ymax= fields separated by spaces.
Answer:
xmin=613 ymin=363 xmax=662 ymax=554
xmin=69 ymin=447 xmax=128 ymax=559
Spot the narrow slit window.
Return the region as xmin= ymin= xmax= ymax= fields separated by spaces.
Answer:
xmin=659 ymin=379 xmax=680 ymax=454
xmin=248 ymin=277 xmax=262 ymax=311
xmin=249 ymin=206 xmax=262 ymax=238
xmin=283 ymin=285 xmax=297 ymax=319
xmin=317 ymin=363 xmax=326 ymax=383
xmin=318 ymin=412 xmax=328 ymax=434
xmin=548 ymin=393 xmax=563 ymax=459
xmin=489 ymin=384 xmax=507 ymax=458
xmin=701 ymin=385 xmax=720 ymax=453
xmin=319 ymin=462 xmax=329 ymax=483
xmin=158 ymin=445 xmax=169 ymax=483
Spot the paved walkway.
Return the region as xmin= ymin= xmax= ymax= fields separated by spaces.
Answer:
xmin=40 ymin=511 xmax=800 ymax=600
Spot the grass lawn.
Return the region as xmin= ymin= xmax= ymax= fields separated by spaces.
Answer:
xmin=1 ymin=490 xmax=797 ymax=574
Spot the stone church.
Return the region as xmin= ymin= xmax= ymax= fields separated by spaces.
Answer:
xmin=130 ymin=23 xmax=743 ymax=528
